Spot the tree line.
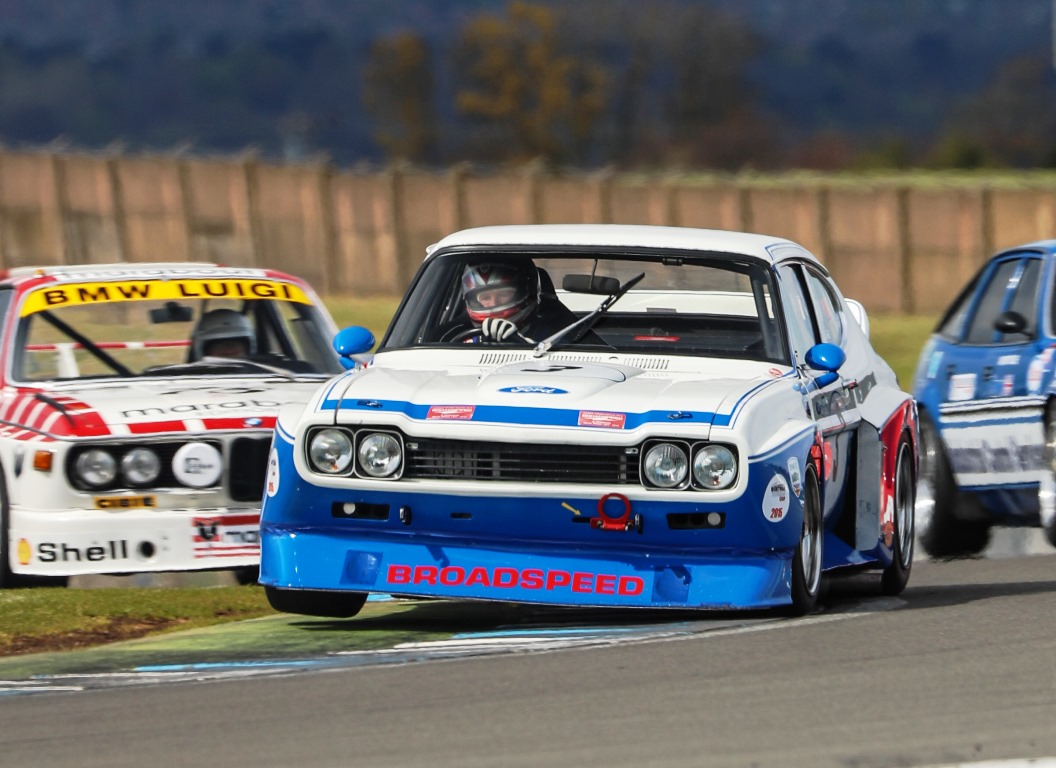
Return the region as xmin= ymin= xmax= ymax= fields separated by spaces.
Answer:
xmin=0 ymin=0 xmax=1053 ymax=171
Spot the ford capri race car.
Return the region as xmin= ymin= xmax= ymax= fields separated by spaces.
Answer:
xmin=261 ymin=224 xmax=918 ymax=617
xmin=913 ymin=239 xmax=1056 ymax=557
xmin=0 ymin=262 xmax=343 ymax=587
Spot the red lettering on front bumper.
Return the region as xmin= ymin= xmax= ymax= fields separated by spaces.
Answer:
xmin=384 ymin=563 xmax=647 ymax=596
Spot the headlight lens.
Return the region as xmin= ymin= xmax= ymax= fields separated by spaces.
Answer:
xmin=357 ymin=433 xmax=402 ymax=478
xmin=121 ymin=447 xmax=161 ymax=485
xmin=308 ymin=429 xmax=354 ymax=474
xmin=75 ymin=449 xmax=117 ymax=487
xmin=692 ymin=445 xmax=737 ymax=489
xmin=642 ymin=443 xmax=688 ymax=488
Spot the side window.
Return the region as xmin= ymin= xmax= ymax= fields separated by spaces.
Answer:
xmin=1003 ymin=257 xmax=1040 ymax=340
xmin=937 ymin=273 xmax=980 ymax=340
xmin=964 ymin=259 xmax=1022 ymax=344
xmin=802 ymin=268 xmax=844 ymax=345
xmin=778 ymin=265 xmax=818 ymax=363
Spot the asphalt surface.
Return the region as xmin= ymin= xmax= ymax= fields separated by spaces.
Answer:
xmin=2 ymin=531 xmax=1055 ymax=768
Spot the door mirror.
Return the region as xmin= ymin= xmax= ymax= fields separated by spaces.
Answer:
xmin=804 ymin=343 xmax=846 ymax=388
xmin=993 ymin=310 xmax=1027 ymax=335
xmin=333 ymin=326 xmax=376 ymax=370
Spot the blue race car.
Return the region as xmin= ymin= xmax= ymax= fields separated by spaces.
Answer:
xmin=913 ymin=239 xmax=1056 ymax=557
xmin=260 ymin=224 xmax=918 ymax=618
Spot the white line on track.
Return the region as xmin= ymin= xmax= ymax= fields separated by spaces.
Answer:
xmin=0 ymin=598 xmax=904 ymax=695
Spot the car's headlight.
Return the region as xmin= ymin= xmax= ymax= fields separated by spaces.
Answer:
xmin=692 ymin=445 xmax=737 ymax=490
xmin=75 ymin=449 xmax=117 ymax=487
xmin=308 ymin=429 xmax=354 ymax=474
xmin=357 ymin=432 xmax=403 ymax=478
xmin=121 ymin=447 xmax=161 ymax=486
xmin=642 ymin=443 xmax=688 ymax=488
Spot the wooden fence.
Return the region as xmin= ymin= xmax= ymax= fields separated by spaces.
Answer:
xmin=2 ymin=148 xmax=1055 ymax=314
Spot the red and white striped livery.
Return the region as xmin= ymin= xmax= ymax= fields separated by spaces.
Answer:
xmin=0 ymin=262 xmax=344 ymax=586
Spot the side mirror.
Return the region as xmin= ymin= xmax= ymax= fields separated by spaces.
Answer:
xmin=804 ymin=342 xmax=846 ymax=388
xmin=333 ymin=326 xmax=376 ymax=370
xmin=994 ymin=310 xmax=1027 ymax=335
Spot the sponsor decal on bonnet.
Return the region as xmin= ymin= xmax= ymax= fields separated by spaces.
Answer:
xmin=577 ymin=411 xmax=627 ymax=429
xmin=427 ymin=405 xmax=475 ymax=420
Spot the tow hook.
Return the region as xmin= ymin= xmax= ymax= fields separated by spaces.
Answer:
xmin=590 ymin=493 xmax=643 ymax=534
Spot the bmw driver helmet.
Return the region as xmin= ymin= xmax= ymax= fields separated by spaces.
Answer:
xmin=192 ymin=308 xmax=256 ymax=359
xmin=461 ymin=262 xmax=540 ymax=329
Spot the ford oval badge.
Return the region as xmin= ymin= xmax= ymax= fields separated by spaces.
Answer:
xmin=498 ymin=386 xmax=568 ymax=395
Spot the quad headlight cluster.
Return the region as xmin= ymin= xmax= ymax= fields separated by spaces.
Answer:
xmin=641 ymin=440 xmax=738 ymax=491
xmin=74 ymin=447 xmax=161 ymax=488
xmin=307 ymin=428 xmax=404 ymax=479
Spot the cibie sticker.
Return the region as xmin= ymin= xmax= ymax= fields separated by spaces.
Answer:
xmin=266 ymin=446 xmax=280 ymax=498
xmin=763 ymin=474 xmax=790 ymax=522
xmin=787 ymin=458 xmax=802 ymax=498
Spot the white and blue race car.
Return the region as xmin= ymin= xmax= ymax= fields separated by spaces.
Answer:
xmin=260 ymin=224 xmax=918 ymax=617
xmin=914 ymin=239 xmax=1056 ymax=557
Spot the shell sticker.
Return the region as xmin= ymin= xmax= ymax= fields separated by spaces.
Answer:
xmin=763 ymin=474 xmax=790 ymax=523
xmin=266 ymin=446 xmax=280 ymax=498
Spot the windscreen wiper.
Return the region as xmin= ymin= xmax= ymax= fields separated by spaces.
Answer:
xmin=532 ymin=272 xmax=646 ymax=358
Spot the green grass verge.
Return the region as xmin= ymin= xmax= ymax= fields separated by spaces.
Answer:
xmin=0 ymin=586 xmax=275 ymax=655
xmin=0 ymin=304 xmax=937 ymax=657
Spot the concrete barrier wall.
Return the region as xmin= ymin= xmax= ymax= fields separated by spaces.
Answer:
xmin=2 ymin=149 xmax=1055 ymax=314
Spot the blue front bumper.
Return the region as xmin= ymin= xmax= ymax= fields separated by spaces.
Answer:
xmin=260 ymin=525 xmax=796 ymax=610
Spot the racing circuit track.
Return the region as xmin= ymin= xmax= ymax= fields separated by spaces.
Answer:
xmin=1 ymin=533 xmax=1055 ymax=768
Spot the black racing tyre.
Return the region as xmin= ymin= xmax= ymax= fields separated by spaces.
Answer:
xmin=233 ymin=566 xmax=260 ymax=586
xmin=916 ymin=412 xmax=990 ymax=559
xmin=789 ymin=467 xmax=823 ymax=616
xmin=881 ymin=435 xmax=915 ymax=595
xmin=0 ymin=463 xmax=68 ymax=588
xmin=1042 ymin=405 xmax=1056 ymax=549
xmin=265 ymin=586 xmax=367 ymax=618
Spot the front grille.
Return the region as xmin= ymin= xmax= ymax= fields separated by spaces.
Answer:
xmin=228 ymin=436 xmax=272 ymax=502
xmin=404 ymin=438 xmax=637 ymax=484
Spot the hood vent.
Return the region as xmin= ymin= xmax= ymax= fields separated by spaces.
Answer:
xmin=477 ymin=352 xmax=669 ymax=371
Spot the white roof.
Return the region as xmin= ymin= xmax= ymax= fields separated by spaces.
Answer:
xmin=429 ymin=224 xmax=815 ymax=264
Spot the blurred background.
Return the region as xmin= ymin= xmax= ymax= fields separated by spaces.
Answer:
xmin=1 ymin=0 xmax=1054 ymax=381
xmin=2 ymin=0 xmax=1051 ymax=170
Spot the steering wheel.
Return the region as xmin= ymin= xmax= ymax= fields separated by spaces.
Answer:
xmin=442 ymin=326 xmax=484 ymax=343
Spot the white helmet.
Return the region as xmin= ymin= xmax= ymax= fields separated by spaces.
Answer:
xmin=461 ymin=262 xmax=539 ymax=328
xmin=192 ymin=309 xmax=256 ymax=359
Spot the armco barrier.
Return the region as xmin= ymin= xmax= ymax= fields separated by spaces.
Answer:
xmin=1 ymin=149 xmax=1055 ymax=314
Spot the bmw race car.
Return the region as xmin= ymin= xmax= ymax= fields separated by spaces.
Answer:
xmin=261 ymin=224 xmax=918 ymax=618
xmin=0 ymin=262 xmax=344 ymax=586
xmin=914 ymin=239 xmax=1056 ymax=557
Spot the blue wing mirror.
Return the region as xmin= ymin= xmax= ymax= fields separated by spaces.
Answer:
xmin=333 ymin=326 xmax=376 ymax=370
xmin=804 ymin=343 xmax=846 ymax=388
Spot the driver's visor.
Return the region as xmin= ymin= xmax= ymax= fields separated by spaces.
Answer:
xmin=465 ymin=285 xmax=522 ymax=314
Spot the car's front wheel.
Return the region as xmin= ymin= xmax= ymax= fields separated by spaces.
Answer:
xmin=789 ymin=466 xmax=823 ymax=615
xmin=881 ymin=435 xmax=915 ymax=595
xmin=265 ymin=586 xmax=367 ymax=618
xmin=1041 ymin=406 xmax=1056 ymax=549
xmin=916 ymin=412 xmax=990 ymax=559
